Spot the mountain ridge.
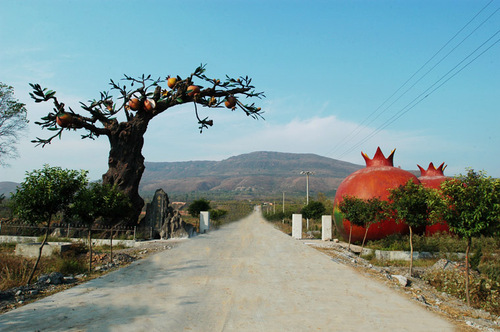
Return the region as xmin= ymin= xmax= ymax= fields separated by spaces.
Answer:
xmin=1 ymin=151 xmax=364 ymax=198
xmin=140 ymin=151 xmax=363 ymax=196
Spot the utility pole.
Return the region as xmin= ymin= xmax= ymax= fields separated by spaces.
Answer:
xmin=282 ymin=191 xmax=285 ymax=224
xmin=300 ymin=171 xmax=315 ymax=230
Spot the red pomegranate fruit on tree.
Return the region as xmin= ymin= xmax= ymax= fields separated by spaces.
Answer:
xmin=56 ymin=113 xmax=73 ymax=128
xmin=417 ymin=162 xmax=450 ymax=235
xmin=333 ymin=147 xmax=419 ymax=242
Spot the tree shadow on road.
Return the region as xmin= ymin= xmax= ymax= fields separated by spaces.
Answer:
xmin=0 ymin=300 xmax=156 ymax=331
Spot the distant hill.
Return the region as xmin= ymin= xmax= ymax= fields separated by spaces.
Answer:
xmin=0 ymin=152 xmax=365 ymax=200
xmin=0 ymin=181 xmax=19 ymax=198
xmin=140 ymin=151 xmax=363 ymax=197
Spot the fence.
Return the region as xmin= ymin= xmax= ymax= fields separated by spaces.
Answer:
xmin=0 ymin=219 xmax=142 ymax=241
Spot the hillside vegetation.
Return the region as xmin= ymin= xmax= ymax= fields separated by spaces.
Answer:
xmin=140 ymin=151 xmax=363 ymax=198
xmin=2 ymin=151 xmax=364 ymax=200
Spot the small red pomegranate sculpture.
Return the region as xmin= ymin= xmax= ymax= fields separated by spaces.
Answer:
xmin=333 ymin=147 xmax=419 ymax=242
xmin=417 ymin=162 xmax=450 ymax=235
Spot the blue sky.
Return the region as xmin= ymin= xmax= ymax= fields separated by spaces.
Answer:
xmin=1 ymin=0 xmax=499 ymax=183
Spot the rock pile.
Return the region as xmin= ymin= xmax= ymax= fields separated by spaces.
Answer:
xmin=0 ymin=272 xmax=78 ymax=312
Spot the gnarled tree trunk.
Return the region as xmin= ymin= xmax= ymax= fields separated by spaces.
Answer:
xmin=102 ymin=116 xmax=150 ymax=225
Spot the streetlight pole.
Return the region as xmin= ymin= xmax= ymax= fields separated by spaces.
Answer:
xmin=300 ymin=170 xmax=314 ymax=230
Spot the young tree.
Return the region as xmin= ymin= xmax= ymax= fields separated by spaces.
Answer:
xmin=70 ymin=182 xmax=131 ymax=272
xmin=0 ymin=83 xmax=28 ymax=165
xmin=96 ymin=184 xmax=132 ymax=263
xmin=301 ymin=201 xmax=326 ymax=221
xmin=358 ymin=197 xmax=386 ymax=257
xmin=338 ymin=196 xmax=365 ymax=251
xmin=388 ymin=179 xmax=435 ymax=277
xmin=432 ymin=169 xmax=500 ymax=306
xmin=338 ymin=196 xmax=386 ymax=255
xmin=29 ymin=65 xmax=264 ymax=224
xmin=11 ymin=165 xmax=88 ymax=284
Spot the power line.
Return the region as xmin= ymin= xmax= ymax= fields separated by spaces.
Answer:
xmin=327 ymin=0 xmax=497 ymax=158
xmin=336 ymin=28 xmax=500 ymax=160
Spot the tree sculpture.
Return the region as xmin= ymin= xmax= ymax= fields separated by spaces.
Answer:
xmin=29 ymin=65 xmax=264 ymax=224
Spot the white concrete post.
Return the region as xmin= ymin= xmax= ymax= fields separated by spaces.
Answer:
xmin=322 ymin=215 xmax=332 ymax=241
xmin=292 ymin=214 xmax=302 ymax=239
xmin=200 ymin=211 xmax=210 ymax=233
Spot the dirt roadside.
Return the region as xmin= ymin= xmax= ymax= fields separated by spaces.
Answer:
xmin=0 ymin=239 xmax=187 ymax=314
xmin=303 ymin=240 xmax=499 ymax=331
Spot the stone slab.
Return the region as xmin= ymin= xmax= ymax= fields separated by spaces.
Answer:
xmin=200 ymin=211 xmax=210 ymax=233
xmin=292 ymin=214 xmax=302 ymax=239
xmin=321 ymin=215 xmax=332 ymax=241
xmin=15 ymin=242 xmax=72 ymax=258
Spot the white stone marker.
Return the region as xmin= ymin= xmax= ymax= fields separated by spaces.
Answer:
xmin=322 ymin=215 xmax=332 ymax=241
xmin=292 ymin=214 xmax=302 ymax=239
xmin=200 ymin=211 xmax=210 ymax=233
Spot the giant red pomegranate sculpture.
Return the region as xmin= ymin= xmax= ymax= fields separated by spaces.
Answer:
xmin=333 ymin=147 xmax=419 ymax=242
xmin=417 ymin=162 xmax=450 ymax=235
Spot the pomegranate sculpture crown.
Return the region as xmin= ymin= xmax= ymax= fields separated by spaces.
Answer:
xmin=417 ymin=162 xmax=447 ymax=177
xmin=361 ymin=147 xmax=395 ymax=167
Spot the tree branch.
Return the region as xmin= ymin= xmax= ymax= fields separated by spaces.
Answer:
xmin=30 ymin=65 xmax=265 ymax=144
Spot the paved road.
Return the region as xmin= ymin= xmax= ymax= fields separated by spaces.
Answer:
xmin=0 ymin=209 xmax=457 ymax=331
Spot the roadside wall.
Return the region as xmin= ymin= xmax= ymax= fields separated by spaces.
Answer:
xmin=0 ymin=235 xmax=136 ymax=248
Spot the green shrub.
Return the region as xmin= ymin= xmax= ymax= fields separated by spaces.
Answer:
xmin=423 ymin=269 xmax=500 ymax=315
xmin=360 ymin=251 xmax=375 ymax=261
xmin=54 ymin=258 xmax=86 ymax=275
xmin=263 ymin=211 xmax=285 ymax=222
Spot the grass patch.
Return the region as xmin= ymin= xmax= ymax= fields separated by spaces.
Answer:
xmin=93 ymin=243 xmax=128 ymax=252
xmin=53 ymin=257 xmax=87 ymax=276
xmin=0 ymin=243 xmax=88 ymax=291
xmin=423 ymin=269 xmax=500 ymax=315
xmin=365 ymin=257 xmax=439 ymax=268
xmin=0 ymin=243 xmax=16 ymax=253
xmin=0 ymin=254 xmax=34 ymax=289
xmin=477 ymin=248 xmax=500 ymax=284
xmin=364 ymin=233 xmax=500 ymax=253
